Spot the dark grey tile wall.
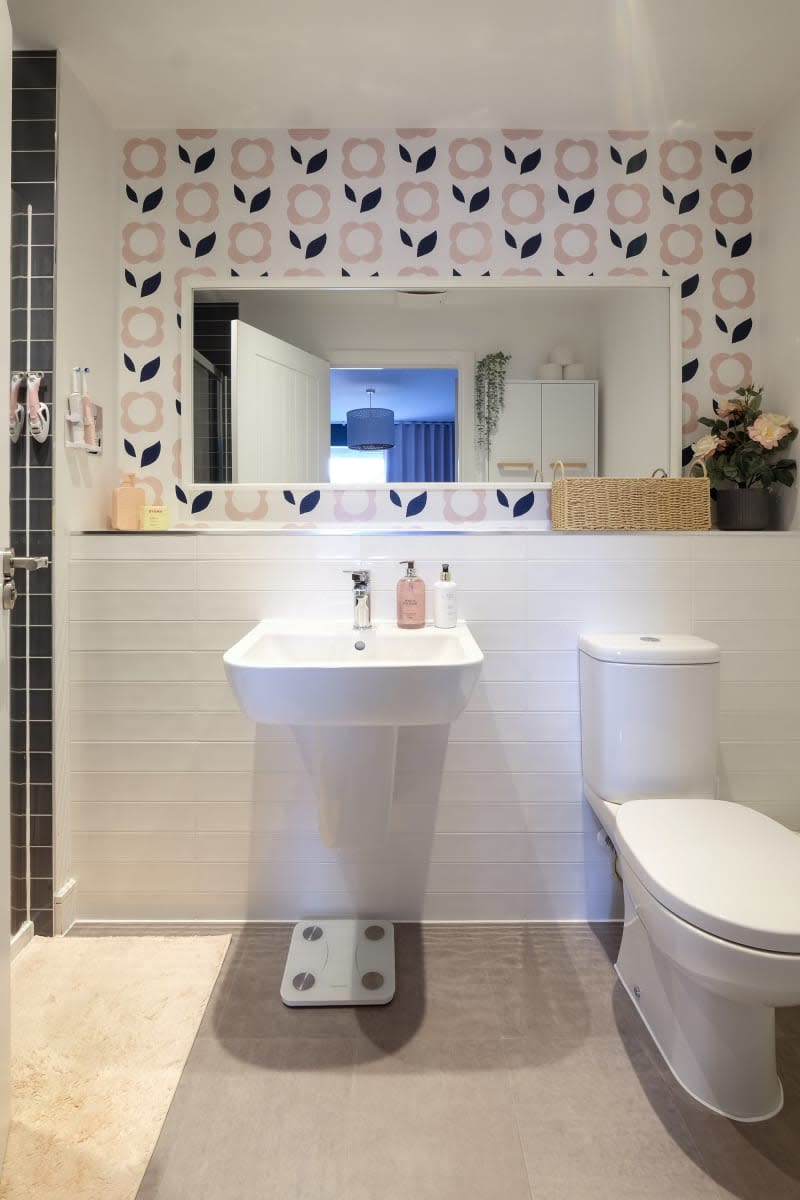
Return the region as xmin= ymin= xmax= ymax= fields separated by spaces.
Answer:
xmin=193 ymin=300 xmax=237 ymax=483
xmin=10 ymin=50 xmax=56 ymax=938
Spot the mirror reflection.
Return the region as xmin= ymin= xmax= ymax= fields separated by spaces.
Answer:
xmin=188 ymin=284 xmax=674 ymax=486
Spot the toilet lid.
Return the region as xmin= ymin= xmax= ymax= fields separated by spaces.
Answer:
xmin=614 ymin=798 xmax=800 ymax=954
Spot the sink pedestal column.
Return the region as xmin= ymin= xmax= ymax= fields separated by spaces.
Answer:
xmin=312 ymin=725 xmax=398 ymax=849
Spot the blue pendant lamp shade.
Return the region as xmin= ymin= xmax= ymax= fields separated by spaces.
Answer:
xmin=346 ymin=387 xmax=395 ymax=450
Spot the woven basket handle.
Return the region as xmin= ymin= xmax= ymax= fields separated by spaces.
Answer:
xmin=551 ymin=459 xmax=567 ymax=482
xmin=651 ymin=468 xmax=668 ymax=479
xmin=686 ymin=457 xmax=709 ymax=478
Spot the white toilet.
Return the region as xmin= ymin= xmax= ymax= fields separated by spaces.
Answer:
xmin=579 ymin=632 xmax=800 ymax=1122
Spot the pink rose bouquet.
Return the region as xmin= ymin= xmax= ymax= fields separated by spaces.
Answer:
xmin=691 ymin=385 xmax=796 ymax=490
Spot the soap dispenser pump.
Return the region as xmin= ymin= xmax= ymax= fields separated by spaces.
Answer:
xmin=396 ymin=560 xmax=426 ymax=629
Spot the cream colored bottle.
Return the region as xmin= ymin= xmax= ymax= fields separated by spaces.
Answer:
xmin=111 ymin=472 xmax=145 ymax=531
xmin=396 ymin=560 xmax=426 ymax=629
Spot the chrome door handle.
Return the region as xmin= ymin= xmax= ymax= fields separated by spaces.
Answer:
xmin=2 ymin=547 xmax=49 ymax=611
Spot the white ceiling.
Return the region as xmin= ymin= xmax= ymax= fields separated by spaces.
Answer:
xmin=9 ymin=0 xmax=800 ymax=131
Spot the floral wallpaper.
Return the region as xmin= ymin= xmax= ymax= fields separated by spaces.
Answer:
xmin=118 ymin=127 xmax=756 ymax=526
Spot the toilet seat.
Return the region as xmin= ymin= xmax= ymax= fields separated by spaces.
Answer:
xmin=614 ymin=797 xmax=800 ymax=954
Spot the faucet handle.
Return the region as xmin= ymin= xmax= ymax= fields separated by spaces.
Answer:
xmin=343 ymin=568 xmax=370 ymax=585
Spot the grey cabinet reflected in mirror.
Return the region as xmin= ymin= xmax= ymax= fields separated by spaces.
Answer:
xmin=185 ymin=280 xmax=679 ymax=487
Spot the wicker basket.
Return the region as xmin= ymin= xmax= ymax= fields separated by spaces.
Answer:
xmin=550 ymin=461 xmax=710 ymax=531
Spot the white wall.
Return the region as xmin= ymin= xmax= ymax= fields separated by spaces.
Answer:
xmin=67 ymin=529 xmax=800 ymax=923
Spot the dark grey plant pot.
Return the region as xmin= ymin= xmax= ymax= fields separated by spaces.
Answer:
xmin=715 ymin=487 xmax=769 ymax=531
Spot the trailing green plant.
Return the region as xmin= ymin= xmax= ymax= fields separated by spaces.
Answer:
xmin=691 ymin=385 xmax=797 ymax=489
xmin=474 ymin=351 xmax=512 ymax=454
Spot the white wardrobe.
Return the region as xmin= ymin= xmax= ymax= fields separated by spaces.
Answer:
xmin=489 ymin=380 xmax=598 ymax=482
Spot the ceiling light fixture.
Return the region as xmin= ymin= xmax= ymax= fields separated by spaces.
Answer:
xmin=346 ymin=387 xmax=395 ymax=451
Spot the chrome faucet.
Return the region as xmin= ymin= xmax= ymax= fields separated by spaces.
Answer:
xmin=344 ymin=569 xmax=371 ymax=630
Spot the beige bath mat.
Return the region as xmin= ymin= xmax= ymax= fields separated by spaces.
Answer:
xmin=0 ymin=934 xmax=230 ymax=1200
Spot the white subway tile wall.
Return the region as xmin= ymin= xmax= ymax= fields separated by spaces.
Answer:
xmin=69 ymin=531 xmax=800 ymax=922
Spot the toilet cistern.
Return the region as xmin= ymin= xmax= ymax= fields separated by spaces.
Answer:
xmin=344 ymin=568 xmax=371 ymax=630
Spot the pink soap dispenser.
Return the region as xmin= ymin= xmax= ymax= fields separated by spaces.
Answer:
xmin=396 ymin=560 xmax=426 ymax=629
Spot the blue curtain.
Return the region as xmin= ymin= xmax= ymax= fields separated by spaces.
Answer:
xmin=386 ymin=421 xmax=455 ymax=482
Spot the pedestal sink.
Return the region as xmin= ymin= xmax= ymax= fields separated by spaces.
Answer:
xmin=224 ymin=619 xmax=483 ymax=847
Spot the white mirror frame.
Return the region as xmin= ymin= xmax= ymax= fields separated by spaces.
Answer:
xmin=180 ymin=275 xmax=683 ymax=489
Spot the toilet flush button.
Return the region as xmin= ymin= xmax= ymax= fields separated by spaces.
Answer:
xmin=640 ymin=636 xmax=660 ymax=642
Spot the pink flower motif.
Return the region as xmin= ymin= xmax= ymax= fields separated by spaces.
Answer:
xmin=502 ymin=267 xmax=542 ymax=276
xmin=121 ymin=306 xmax=164 ymax=349
xmin=135 ymin=475 xmax=164 ymax=505
xmin=342 ymin=138 xmax=385 ymax=179
xmin=449 ymin=138 xmax=492 ymax=180
xmin=682 ymin=308 xmax=701 ymax=351
xmin=501 ymin=184 xmax=544 ymax=225
xmin=501 ymin=129 xmax=543 ymax=140
xmin=286 ymin=184 xmax=330 ymax=225
xmin=176 ymin=129 xmax=217 ymax=139
xmin=224 ymin=489 xmax=269 ymax=520
xmin=283 ymin=268 xmax=324 ymax=276
xmin=682 ymin=392 xmax=699 ymax=436
xmin=608 ymin=130 xmax=649 ymax=140
xmin=123 ymin=138 xmax=166 ymax=180
xmin=397 ymin=266 xmax=439 ymax=277
xmin=709 ymin=352 xmax=752 ymax=395
xmin=122 ymin=222 xmax=165 ymax=264
xmin=660 ymin=139 xmax=702 ymax=180
xmin=396 ymin=182 xmax=439 ymax=223
xmin=554 ymin=139 xmax=598 ymax=181
xmin=712 ymin=268 xmax=755 ymax=310
xmin=175 ymin=183 xmax=219 ymax=225
xmin=449 ymin=221 xmax=492 ymax=263
xmin=607 ymin=183 xmax=650 ymax=224
xmin=714 ymin=130 xmax=753 ymax=142
xmin=339 ymin=221 xmax=382 ymax=263
xmin=332 ymin=490 xmax=377 ymax=521
xmin=443 ymin=490 xmax=487 ymax=523
xmin=660 ymin=224 xmax=702 ymax=265
xmin=607 ymin=267 xmax=648 ymax=276
xmin=173 ymin=266 xmax=214 ymax=306
xmin=121 ymin=391 xmax=164 ymax=434
xmin=172 ymin=438 xmax=182 ymax=479
xmin=231 ymin=138 xmax=273 ymax=180
xmin=228 ymin=222 xmax=271 ymax=263
xmin=709 ymin=183 xmax=753 ymax=225
xmin=396 ymin=128 xmax=436 ymax=138
xmin=554 ymin=223 xmax=597 ymax=265
xmin=288 ymin=129 xmax=329 ymax=140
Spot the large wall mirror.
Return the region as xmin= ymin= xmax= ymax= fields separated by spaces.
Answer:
xmin=181 ymin=278 xmax=681 ymax=487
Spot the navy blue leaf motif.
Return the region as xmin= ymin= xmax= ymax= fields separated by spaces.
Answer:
xmin=452 ymin=184 xmax=465 ymax=203
xmin=250 ymin=187 xmax=271 ymax=213
xmin=405 ymin=491 xmax=428 ymax=518
xmin=125 ymin=184 xmax=138 ymax=203
xmin=140 ymin=441 xmax=161 ymax=468
xmin=716 ymin=315 xmax=728 ymax=334
xmin=123 ymin=353 xmax=135 ymax=373
xmin=574 ymin=188 xmax=594 ymax=214
xmin=512 ymin=492 xmax=535 ymax=518
xmin=626 ymin=232 xmax=647 ymax=259
xmin=306 ymin=234 xmax=327 ymax=259
xmin=417 ymin=231 xmax=437 ymax=257
xmin=283 ymin=490 xmax=295 ymax=504
xmin=400 ymin=228 xmax=413 ymax=247
xmin=176 ymin=398 xmax=182 ymax=414
xmin=175 ymin=485 xmax=187 ymax=504
xmin=178 ymin=145 xmax=191 ymax=164
xmin=609 ymin=228 xmax=622 ymax=249
xmin=361 ymin=187 xmax=381 ymax=213
xmin=557 ymin=184 xmax=569 ymax=204
xmin=678 ymin=189 xmax=699 ymax=214
xmin=290 ymin=146 xmax=302 ymax=165
xmin=416 ymin=147 xmax=436 ymax=172
xmin=123 ymin=438 xmax=136 ymax=457
xmin=194 ymin=148 xmax=215 ymax=173
xmin=682 ymin=359 xmax=699 ymax=383
xmin=191 ymin=490 xmax=213 ymax=514
xmin=178 ymin=229 xmax=191 ymax=248
xmin=610 ymin=145 xmax=622 ymax=165
xmin=289 ymin=230 xmax=302 ymax=249
xmin=505 ymin=230 xmax=517 ymax=249
xmin=234 ymin=184 xmax=246 ymax=203
xmin=715 ymin=229 xmax=727 ymax=248
xmin=469 ymin=187 xmax=490 ymax=212
xmin=504 ymin=146 xmax=516 ymax=164
xmin=124 ymin=269 xmax=136 ymax=288
xmin=195 ymin=232 xmax=216 ymax=258
xmin=496 ymin=490 xmax=509 ymax=508
xmin=176 ymin=313 xmax=181 ymax=329
xmin=299 ymin=490 xmax=321 ymax=515
xmin=399 ymin=144 xmax=412 ymax=163
xmin=306 ymin=149 xmax=327 ymax=174
xmin=731 ymin=233 xmax=751 ymax=258
xmin=732 ymin=318 xmax=752 ymax=343
xmin=341 ymin=268 xmax=350 ymax=276
xmin=521 ymin=233 xmax=542 ymax=258
xmin=731 ymin=149 xmax=752 ymax=174
xmin=715 ymin=145 xmax=727 ymax=164
xmin=344 ymin=183 xmax=356 ymax=202
xmin=389 ymin=490 xmax=402 ymax=507
xmin=520 ymin=149 xmax=541 ymax=174
xmin=626 ymin=149 xmax=647 ymax=174
xmin=682 ymin=444 xmax=695 ymax=468
xmin=142 ymin=187 xmax=163 ymax=212
xmin=140 ymin=271 xmax=161 ymax=298
xmin=662 ymin=185 xmax=675 ymax=205
xmin=140 ymin=357 xmax=160 ymax=383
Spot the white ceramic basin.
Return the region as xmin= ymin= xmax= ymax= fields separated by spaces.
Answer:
xmin=224 ymin=619 xmax=484 ymax=726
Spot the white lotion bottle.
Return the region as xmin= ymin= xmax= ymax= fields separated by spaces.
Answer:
xmin=433 ymin=563 xmax=458 ymax=628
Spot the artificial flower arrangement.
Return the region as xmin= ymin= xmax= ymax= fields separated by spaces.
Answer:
xmin=691 ymin=385 xmax=797 ymax=490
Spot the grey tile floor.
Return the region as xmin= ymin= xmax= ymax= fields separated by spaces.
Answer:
xmin=77 ymin=922 xmax=800 ymax=1200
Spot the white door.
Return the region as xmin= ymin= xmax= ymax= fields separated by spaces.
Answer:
xmin=231 ymin=320 xmax=330 ymax=483
xmin=541 ymin=382 xmax=597 ymax=477
xmin=489 ymin=381 xmax=542 ymax=481
xmin=0 ymin=0 xmax=13 ymax=1162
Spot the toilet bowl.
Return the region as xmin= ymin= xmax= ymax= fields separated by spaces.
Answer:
xmin=579 ymin=634 xmax=800 ymax=1122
